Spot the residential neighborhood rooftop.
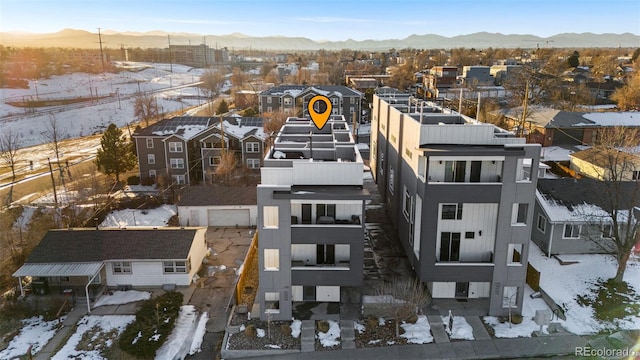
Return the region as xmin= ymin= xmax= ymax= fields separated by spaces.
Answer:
xmin=178 ymin=186 xmax=257 ymax=206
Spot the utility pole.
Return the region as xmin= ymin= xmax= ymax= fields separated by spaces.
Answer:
xmin=97 ymin=28 xmax=106 ymax=74
xmin=519 ymin=81 xmax=530 ymax=138
xmin=168 ymin=35 xmax=173 ymax=73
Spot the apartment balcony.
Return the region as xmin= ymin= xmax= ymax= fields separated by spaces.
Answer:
xmin=291 ymin=225 xmax=364 ymax=245
xmin=291 ymin=261 xmax=350 ymax=271
xmin=435 ymin=251 xmax=494 ymax=266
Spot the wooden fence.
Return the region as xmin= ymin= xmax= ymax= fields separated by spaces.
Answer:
xmin=235 ymin=231 xmax=258 ymax=305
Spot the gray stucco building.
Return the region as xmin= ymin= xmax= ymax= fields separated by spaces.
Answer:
xmin=256 ymin=116 xmax=368 ymax=320
xmin=370 ymin=90 xmax=541 ymax=316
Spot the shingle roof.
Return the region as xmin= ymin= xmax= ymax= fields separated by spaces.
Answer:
xmin=24 ymin=228 xmax=200 ymax=264
xmin=133 ymin=116 xmax=212 ymax=138
xmin=569 ymin=148 xmax=639 ymax=168
xmin=177 ymin=186 xmax=257 ymax=207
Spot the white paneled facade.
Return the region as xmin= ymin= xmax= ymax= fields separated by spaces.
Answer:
xmin=436 ymin=203 xmax=498 ymax=262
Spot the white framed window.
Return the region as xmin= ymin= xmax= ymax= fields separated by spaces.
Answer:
xmin=209 ymin=156 xmax=221 ymax=166
xmin=247 ymin=158 xmax=260 ymax=169
xmin=264 ymin=292 xmax=280 ymax=314
xmin=283 ymin=97 xmax=292 ymax=105
xmin=264 ymin=249 xmax=279 ymax=271
xmin=171 ymin=174 xmax=185 ymax=185
xmin=537 ymin=214 xmax=547 ymax=233
xmin=350 ymin=97 xmax=356 ymax=104
xmin=511 ymin=203 xmax=528 ymax=225
xmin=563 ymin=224 xmax=581 ymax=239
xmin=245 ymin=142 xmax=260 ymax=153
xmin=267 ymin=97 xmax=272 ymax=104
xmin=267 ymin=106 xmax=273 ymax=112
xmin=516 ymin=158 xmax=532 ymax=182
xmin=502 ymin=286 xmax=519 ymax=308
xmin=148 ymin=169 xmax=156 ymax=179
xmin=163 ymin=260 xmax=188 ymax=273
xmin=441 ymin=203 xmax=463 ymax=220
xmin=147 ymin=154 xmax=155 ymax=164
xmin=170 ymin=158 xmax=184 ymax=169
xmin=418 ymin=156 xmax=427 ymax=181
xmin=507 ymin=244 xmax=523 ymax=265
xmin=146 ymin=138 xmax=154 ymax=148
xmin=113 ymin=261 xmax=132 ymax=274
xmin=601 ymin=224 xmax=613 ymax=238
xmin=263 ymin=206 xmax=279 ymax=229
xmin=169 ymin=142 xmax=183 ymax=152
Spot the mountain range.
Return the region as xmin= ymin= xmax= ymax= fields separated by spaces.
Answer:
xmin=1 ymin=29 xmax=638 ymax=50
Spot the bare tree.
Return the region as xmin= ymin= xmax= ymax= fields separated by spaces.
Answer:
xmin=133 ymin=92 xmax=159 ymax=127
xmin=200 ymin=70 xmax=226 ymax=97
xmin=0 ymin=129 xmax=22 ymax=206
xmin=375 ymin=278 xmax=431 ymax=337
xmin=262 ymin=111 xmax=288 ymax=148
xmin=586 ymin=127 xmax=640 ymax=283
xmin=214 ymin=151 xmax=237 ymax=185
xmin=612 ymin=71 xmax=640 ymax=111
xmin=43 ymin=113 xmax=65 ymax=166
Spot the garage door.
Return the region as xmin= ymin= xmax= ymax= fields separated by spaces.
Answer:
xmin=207 ymin=209 xmax=250 ymax=227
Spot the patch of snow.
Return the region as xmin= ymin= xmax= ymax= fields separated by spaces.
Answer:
xmin=291 ymin=320 xmax=302 ymax=338
xmin=188 ymin=312 xmax=209 ymax=355
xmin=155 ymin=305 xmax=198 ymax=360
xmin=93 ymin=290 xmax=151 ymax=308
xmin=273 ymin=150 xmax=286 ymax=159
xmin=368 ymin=339 xmax=381 ymax=344
xmin=354 ymin=322 xmax=365 ymax=334
xmin=12 ymin=206 xmax=37 ymax=231
xmin=265 ymin=344 xmax=281 ymax=349
xmin=257 ymin=328 xmax=266 ymax=338
xmin=52 ymin=315 xmax=135 ymax=360
xmin=528 ymin=242 xmax=640 ymax=334
xmin=400 ymin=315 xmax=433 ymax=344
xmin=99 ymin=204 xmax=177 ymax=227
xmin=483 ymin=316 xmax=546 ymax=338
xmin=378 ymin=317 xmax=386 ymax=326
xmin=132 ymin=331 xmax=142 ymax=345
xmin=442 ymin=315 xmax=474 ymax=340
xmin=317 ymin=320 xmax=340 ymax=347
xmin=0 ymin=316 xmax=62 ymax=359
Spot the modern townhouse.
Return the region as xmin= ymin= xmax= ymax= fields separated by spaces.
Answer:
xmin=370 ymin=90 xmax=541 ymax=316
xmin=256 ymin=116 xmax=368 ymax=320
xmin=133 ymin=116 xmax=264 ymax=185
xmin=258 ymin=85 xmax=364 ymax=123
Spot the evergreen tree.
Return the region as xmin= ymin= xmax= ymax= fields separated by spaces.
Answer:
xmin=95 ymin=124 xmax=137 ymax=183
xmin=568 ymin=50 xmax=580 ymax=68
xmin=216 ymin=99 xmax=229 ymax=115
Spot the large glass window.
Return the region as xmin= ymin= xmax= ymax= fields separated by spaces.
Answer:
xmin=263 ymin=206 xmax=279 ymax=229
xmin=563 ymin=224 xmax=581 ymax=238
xmin=440 ymin=232 xmax=461 ymax=262
xmin=113 ymin=261 xmax=132 ymax=274
xmin=264 ymin=249 xmax=279 ymax=271
xmin=441 ymin=203 xmax=463 ymax=220
xmin=512 ymin=203 xmax=528 ymax=225
xmin=169 ymin=142 xmax=183 ymax=152
xmin=507 ymin=244 xmax=523 ymax=265
xmin=163 ymin=261 xmax=187 ymax=273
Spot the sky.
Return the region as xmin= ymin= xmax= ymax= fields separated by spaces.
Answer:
xmin=1 ymin=0 xmax=639 ymax=41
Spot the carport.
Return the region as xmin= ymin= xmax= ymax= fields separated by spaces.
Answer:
xmin=13 ymin=262 xmax=104 ymax=313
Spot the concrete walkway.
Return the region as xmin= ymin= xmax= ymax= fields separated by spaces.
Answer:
xmin=34 ymin=305 xmax=87 ymax=360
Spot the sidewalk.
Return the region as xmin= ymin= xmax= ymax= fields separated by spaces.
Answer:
xmin=247 ymin=334 xmax=587 ymax=359
xmin=34 ymin=305 xmax=87 ymax=360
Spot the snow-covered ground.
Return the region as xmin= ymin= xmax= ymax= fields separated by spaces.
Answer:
xmin=400 ymin=315 xmax=433 ymax=344
xmin=0 ymin=316 xmax=63 ymax=359
xmin=528 ymin=243 xmax=640 ymax=334
xmin=317 ymin=320 xmax=341 ymax=347
xmin=1 ymin=63 xmax=211 ymax=149
xmin=93 ymin=290 xmax=151 ymax=308
xmin=483 ymin=285 xmax=551 ymax=338
xmin=51 ymin=315 xmax=135 ymax=360
xmin=99 ymin=204 xmax=177 ymax=228
xmin=155 ymin=305 xmax=204 ymax=360
xmin=442 ymin=315 xmax=474 ymax=340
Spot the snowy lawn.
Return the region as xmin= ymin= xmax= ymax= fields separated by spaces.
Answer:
xmin=155 ymin=305 xmax=208 ymax=359
xmin=99 ymin=204 xmax=177 ymax=227
xmin=93 ymin=290 xmax=151 ymax=308
xmin=0 ymin=316 xmax=63 ymax=359
xmin=442 ymin=315 xmax=474 ymax=340
xmin=400 ymin=315 xmax=433 ymax=344
xmin=51 ymin=315 xmax=135 ymax=360
xmin=483 ymin=285 xmax=553 ymax=338
xmin=528 ymin=243 xmax=640 ymax=334
xmin=317 ymin=320 xmax=341 ymax=348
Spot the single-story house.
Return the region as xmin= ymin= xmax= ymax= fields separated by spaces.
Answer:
xmin=177 ymin=186 xmax=257 ymax=227
xmin=570 ymin=147 xmax=640 ymax=181
xmin=13 ymin=228 xmax=207 ymax=312
xmin=532 ymin=178 xmax=639 ymax=256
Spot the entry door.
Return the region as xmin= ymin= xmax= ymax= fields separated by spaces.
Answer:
xmin=303 ymin=286 xmax=316 ymax=301
xmin=302 ymin=204 xmax=312 ymax=224
xmin=455 ymin=282 xmax=469 ymax=298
